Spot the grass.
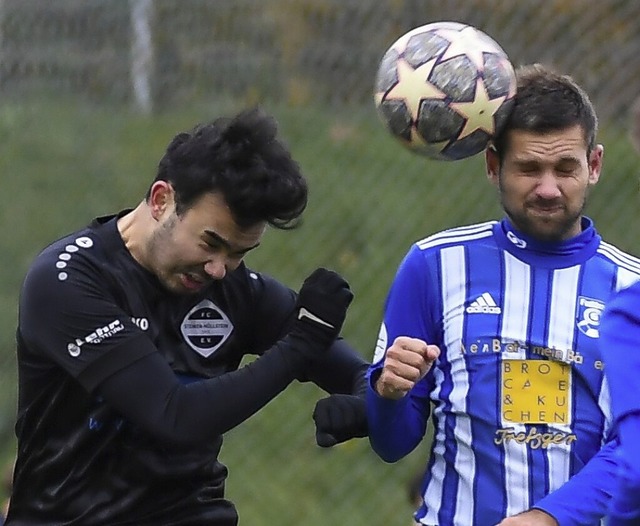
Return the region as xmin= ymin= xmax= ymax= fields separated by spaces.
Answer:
xmin=1 ymin=96 xmax=639 ymax=523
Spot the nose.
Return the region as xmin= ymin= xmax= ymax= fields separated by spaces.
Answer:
xmin=204 ymin=257 xmax=227 ymax=280
xmin=535 ymin=171 xmax=562 ymax=200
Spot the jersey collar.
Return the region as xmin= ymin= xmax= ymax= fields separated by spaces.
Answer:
xmin=493 ymin=216 xmax=601 ymax=268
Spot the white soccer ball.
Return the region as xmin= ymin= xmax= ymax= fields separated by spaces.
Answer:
xmin=374 ymin=21 xmax=517 ymax=161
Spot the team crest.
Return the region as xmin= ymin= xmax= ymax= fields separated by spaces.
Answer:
xmin=576 ymin=296 xmax=604 ymax=338
xmin=181 ymin=299 xmax=233 ymax=357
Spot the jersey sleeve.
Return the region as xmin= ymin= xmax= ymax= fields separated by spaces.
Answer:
xmin=606 ymin=413 xmax=640 ymax=524
xmin=248 ymin=270 xmax=368 ymax=394
xmin=532 ymin=438 xmax=619 ymax=526
xmin=600 ymin=280 xmax=640 ymax=420
xmin=18 ymin=248 xmax=154 ymax=391
xmin=371 ymin=243 xmax=439 ymax=366
xmin=599 ymin=280 xmax=640 ymax=523
xmin=244 ymin=271 xmax=296 ymax=351
xmin=366 ymin=244 xmax=439 ymax=462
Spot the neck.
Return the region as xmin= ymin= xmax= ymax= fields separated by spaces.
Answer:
xmin=117 ymin=202 xmax=153 ymax=268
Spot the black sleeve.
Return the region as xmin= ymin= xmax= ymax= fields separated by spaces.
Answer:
xmin=97 ymin=333 xmax=309 ymax=446
xmin=298 ymin=338 xmax=369 ymax=396
xmin=247 ymin=271 xmax=369 ymax=396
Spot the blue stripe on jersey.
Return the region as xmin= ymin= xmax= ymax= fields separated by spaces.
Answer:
xmin=435 ymin=246 xmax=465 ymax=526
xmin=463 ymin=239 xmax=506 ymax=524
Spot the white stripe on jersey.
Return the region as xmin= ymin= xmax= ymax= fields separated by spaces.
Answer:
xmin=615 ymin=267 xmax=640 ymax=292
xmin=599 ymin=375 xmax=612 ymax=444
xmin=424 ymin=364 xmax=447 ymax=526
xmin=546 ymin=266 xmax=580 ymax=493
xmin=444 ymin=247 xmax=476 ymax=526
xmin=501 ymin=252 xmax=531 ymax=516
xmin=598 ymin=242 xmax=640 ymax=274
xmin=424 ymin=246 xmax=476 ymax=525
xmin=417 ymin=221 xmax=496 ymax=251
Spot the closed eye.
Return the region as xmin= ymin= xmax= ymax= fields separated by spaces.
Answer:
xmin=556 ymin=163 xmax=579 ymax=176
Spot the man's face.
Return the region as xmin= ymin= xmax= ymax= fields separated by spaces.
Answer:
xmin=147 ymin=190 xmax=266 ymax=294
xmin=486 ymin=125 xmax=603 ymax=242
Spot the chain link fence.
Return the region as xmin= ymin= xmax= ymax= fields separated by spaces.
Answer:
xmin=1 ymin=1 xmax=639 ymax=523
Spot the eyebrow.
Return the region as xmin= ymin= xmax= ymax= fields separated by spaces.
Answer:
xmin=513 ymin=155 xmax=582 ymax=165
xmin=203 ymin=229 xmax=261 ymax=253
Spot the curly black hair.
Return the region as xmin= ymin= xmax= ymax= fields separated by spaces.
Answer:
xmin=148 ymin=107 xmax=308 ymax=230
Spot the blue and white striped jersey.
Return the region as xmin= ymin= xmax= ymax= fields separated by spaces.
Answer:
xmin=367 ymin=217 xmax=640 ymax=526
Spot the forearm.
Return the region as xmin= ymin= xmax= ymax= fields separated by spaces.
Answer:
xmin=301 ymin=338 xmax=369 ymax=395
xmin=98 ymin=336 xmax=308 ymax=446
xmin=366 ymin=370 xmax=428 ymax=462
xmin=533 ymin=440 xmax=618 ymax=526
xmin=608 ymin=413 xmax=640 ymax=523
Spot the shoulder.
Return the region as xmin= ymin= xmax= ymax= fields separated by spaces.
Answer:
xmin=414 ymin=220 xmax=497 ymax=253
xmin=217 ymin=265 xmax=297 ymax=345
xmin=223 ymin=264 xmax=296 ymax=305
xmin=22 ymin=226 xmax=113 ymax=300
xmin=26 ymin=229 xmax=95 ymax=276
xmin=596 ymin=240 xmax=640 ymax=268
xmin=596 ymin=240 xmax=640 ymax=286
xmin=608 ymin=278 xmax=640 ymax=309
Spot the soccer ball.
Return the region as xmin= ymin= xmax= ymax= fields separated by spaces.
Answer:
xmin=374 ymin=21 xmax=516 ymax=161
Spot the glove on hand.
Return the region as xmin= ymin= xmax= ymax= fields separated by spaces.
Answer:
xmin=313 ymin=394 xmax=367 ymax=447
xmin=291 ymin=268 xmax=353 ymax=354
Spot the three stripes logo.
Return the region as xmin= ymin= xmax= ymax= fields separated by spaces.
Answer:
xmin=466 ymin=292 xmax=501 ymax=314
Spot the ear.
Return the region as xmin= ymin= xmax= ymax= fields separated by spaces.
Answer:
xmin=588 ymin=144 xmax=604 ymax=185
xmin=147 ymin=181 xmax=175 ymax=221
xmin=485 ymin=145 xmax=500 ymax=186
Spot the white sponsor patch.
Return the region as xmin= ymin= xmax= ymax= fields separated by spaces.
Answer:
xmin=66 ymin=319 xmax=124 ymax=357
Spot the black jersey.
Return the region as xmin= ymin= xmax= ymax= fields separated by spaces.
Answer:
xmin=8 ymin=212 xmax=367 ymax=525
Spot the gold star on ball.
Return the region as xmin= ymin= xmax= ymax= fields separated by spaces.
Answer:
xmin=435 ymin=26 xmax=502 ymax=70
xmin=408 ymin=128 xmax=450 ymax=158
xmin=384 ymin=58 xmax=446 ymax=121
xmin=449 ymin=78 xmax=506 ymax=138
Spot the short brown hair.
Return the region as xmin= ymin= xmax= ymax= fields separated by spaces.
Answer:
xmin=492 ymin=64 xmax=598 ymax=158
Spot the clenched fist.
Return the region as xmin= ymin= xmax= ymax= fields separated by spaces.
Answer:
xmin=375 ymin=336 xmax=440 ymax=400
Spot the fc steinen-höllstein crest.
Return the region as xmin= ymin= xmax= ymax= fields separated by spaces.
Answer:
xmin=181 ymin=299 xmax=233 ymax=358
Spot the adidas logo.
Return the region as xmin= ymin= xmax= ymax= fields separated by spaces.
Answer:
xmin=466 ymin=293 xmax=501 ymax=314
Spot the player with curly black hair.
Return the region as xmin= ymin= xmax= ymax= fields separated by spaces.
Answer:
xmin=6 ymin=107 xmax=368 ymax=525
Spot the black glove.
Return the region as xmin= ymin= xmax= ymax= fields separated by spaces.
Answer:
xmin=313 ymin=394 xmax=368 ymax=447
xmin=291 ymin=268 xmax=353 ymax=354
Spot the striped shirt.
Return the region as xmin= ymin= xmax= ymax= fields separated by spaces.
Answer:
xmin=367 ymin=217 xmax=640 ymax=526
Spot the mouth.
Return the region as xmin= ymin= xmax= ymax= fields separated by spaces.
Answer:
xmin=180 ymin=273 xmax=209 ymax=291
xmin=528 ymin=203 xmax=564 ymax=215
